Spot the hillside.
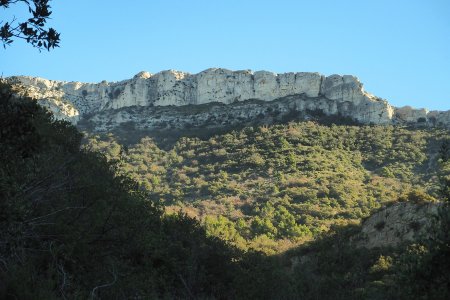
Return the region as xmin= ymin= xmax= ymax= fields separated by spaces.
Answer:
xmin=86 ymin=121 xmax=449 ymax=253
xmin=1 ymin=78 xmax=450 ymax=299
xmin=0 ymin=84 xmax=246 ymax=299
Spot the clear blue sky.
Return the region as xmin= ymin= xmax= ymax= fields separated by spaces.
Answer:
xmin=2 ymin=0 xmax=450 ymax=110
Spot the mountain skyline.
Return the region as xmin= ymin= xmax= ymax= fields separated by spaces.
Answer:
xmin=2 ymin=0 xmax=450 ymax=110
xmin=8 ymin=68 xmax=450 ymax=133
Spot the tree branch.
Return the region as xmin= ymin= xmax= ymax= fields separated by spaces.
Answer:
xmin=90 ymin=266 xmax=118 ymax=299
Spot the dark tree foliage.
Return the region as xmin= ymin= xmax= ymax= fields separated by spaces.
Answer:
xmin=439 ymin=140 xmax=450 ymax=202
xmin=0 ymin=85 xmax=242 ymax=299
xmin=0 ymin=0 xmax=60 ymax=50
xmin=439 ymin=140 xmax=450 ymax=163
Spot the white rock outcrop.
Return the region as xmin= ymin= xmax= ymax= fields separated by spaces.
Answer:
xmin=6 ymin=68 xmax=449 ymax=127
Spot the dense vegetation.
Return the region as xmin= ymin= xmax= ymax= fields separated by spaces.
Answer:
xmin=0 ymin=88 xmax=242 ymax=298
xmin=1 ymin=86 xmax=449 ymax=299
xmin=86 ymin=121 xmax=448 ymax=253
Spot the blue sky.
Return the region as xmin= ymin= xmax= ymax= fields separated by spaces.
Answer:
xmin=2 ymin=0 xmax=449 ymax=110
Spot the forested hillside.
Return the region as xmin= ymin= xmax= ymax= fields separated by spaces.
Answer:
xmin=1 ymin=86 xmax=449 ymax=299
xmin=86 ymin=122 xmax=449 ymax=253
xmin=0 ymin=87 xmax=243 ymax=299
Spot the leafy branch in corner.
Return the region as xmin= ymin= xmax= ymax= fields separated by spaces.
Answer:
xmin=0 ymin=0 xmax=60 ymax=50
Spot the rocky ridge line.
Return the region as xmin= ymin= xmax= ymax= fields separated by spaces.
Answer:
xmin=5 ymin=68 xmax=450 ymax=128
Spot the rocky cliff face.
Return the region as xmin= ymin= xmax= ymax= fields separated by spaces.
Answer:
xmin=6 ymin=68 xmax=450 ymax=130
xmin=354 ymin=202 xmax=441 ymax=249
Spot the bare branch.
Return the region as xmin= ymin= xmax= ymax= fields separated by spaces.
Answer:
xmin=178 ymin=273 xmax=195 ymax=299
xmin=57 ymin=263 xmax=68 ymax=299
xmin=90 ymin=266 xmax=118 ymax=299
xmin=25 ymin=206 xmax=86 ymax=223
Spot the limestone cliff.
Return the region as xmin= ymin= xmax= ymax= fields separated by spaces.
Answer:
xmin=5 ymin=68 xmax=450 ymax=129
